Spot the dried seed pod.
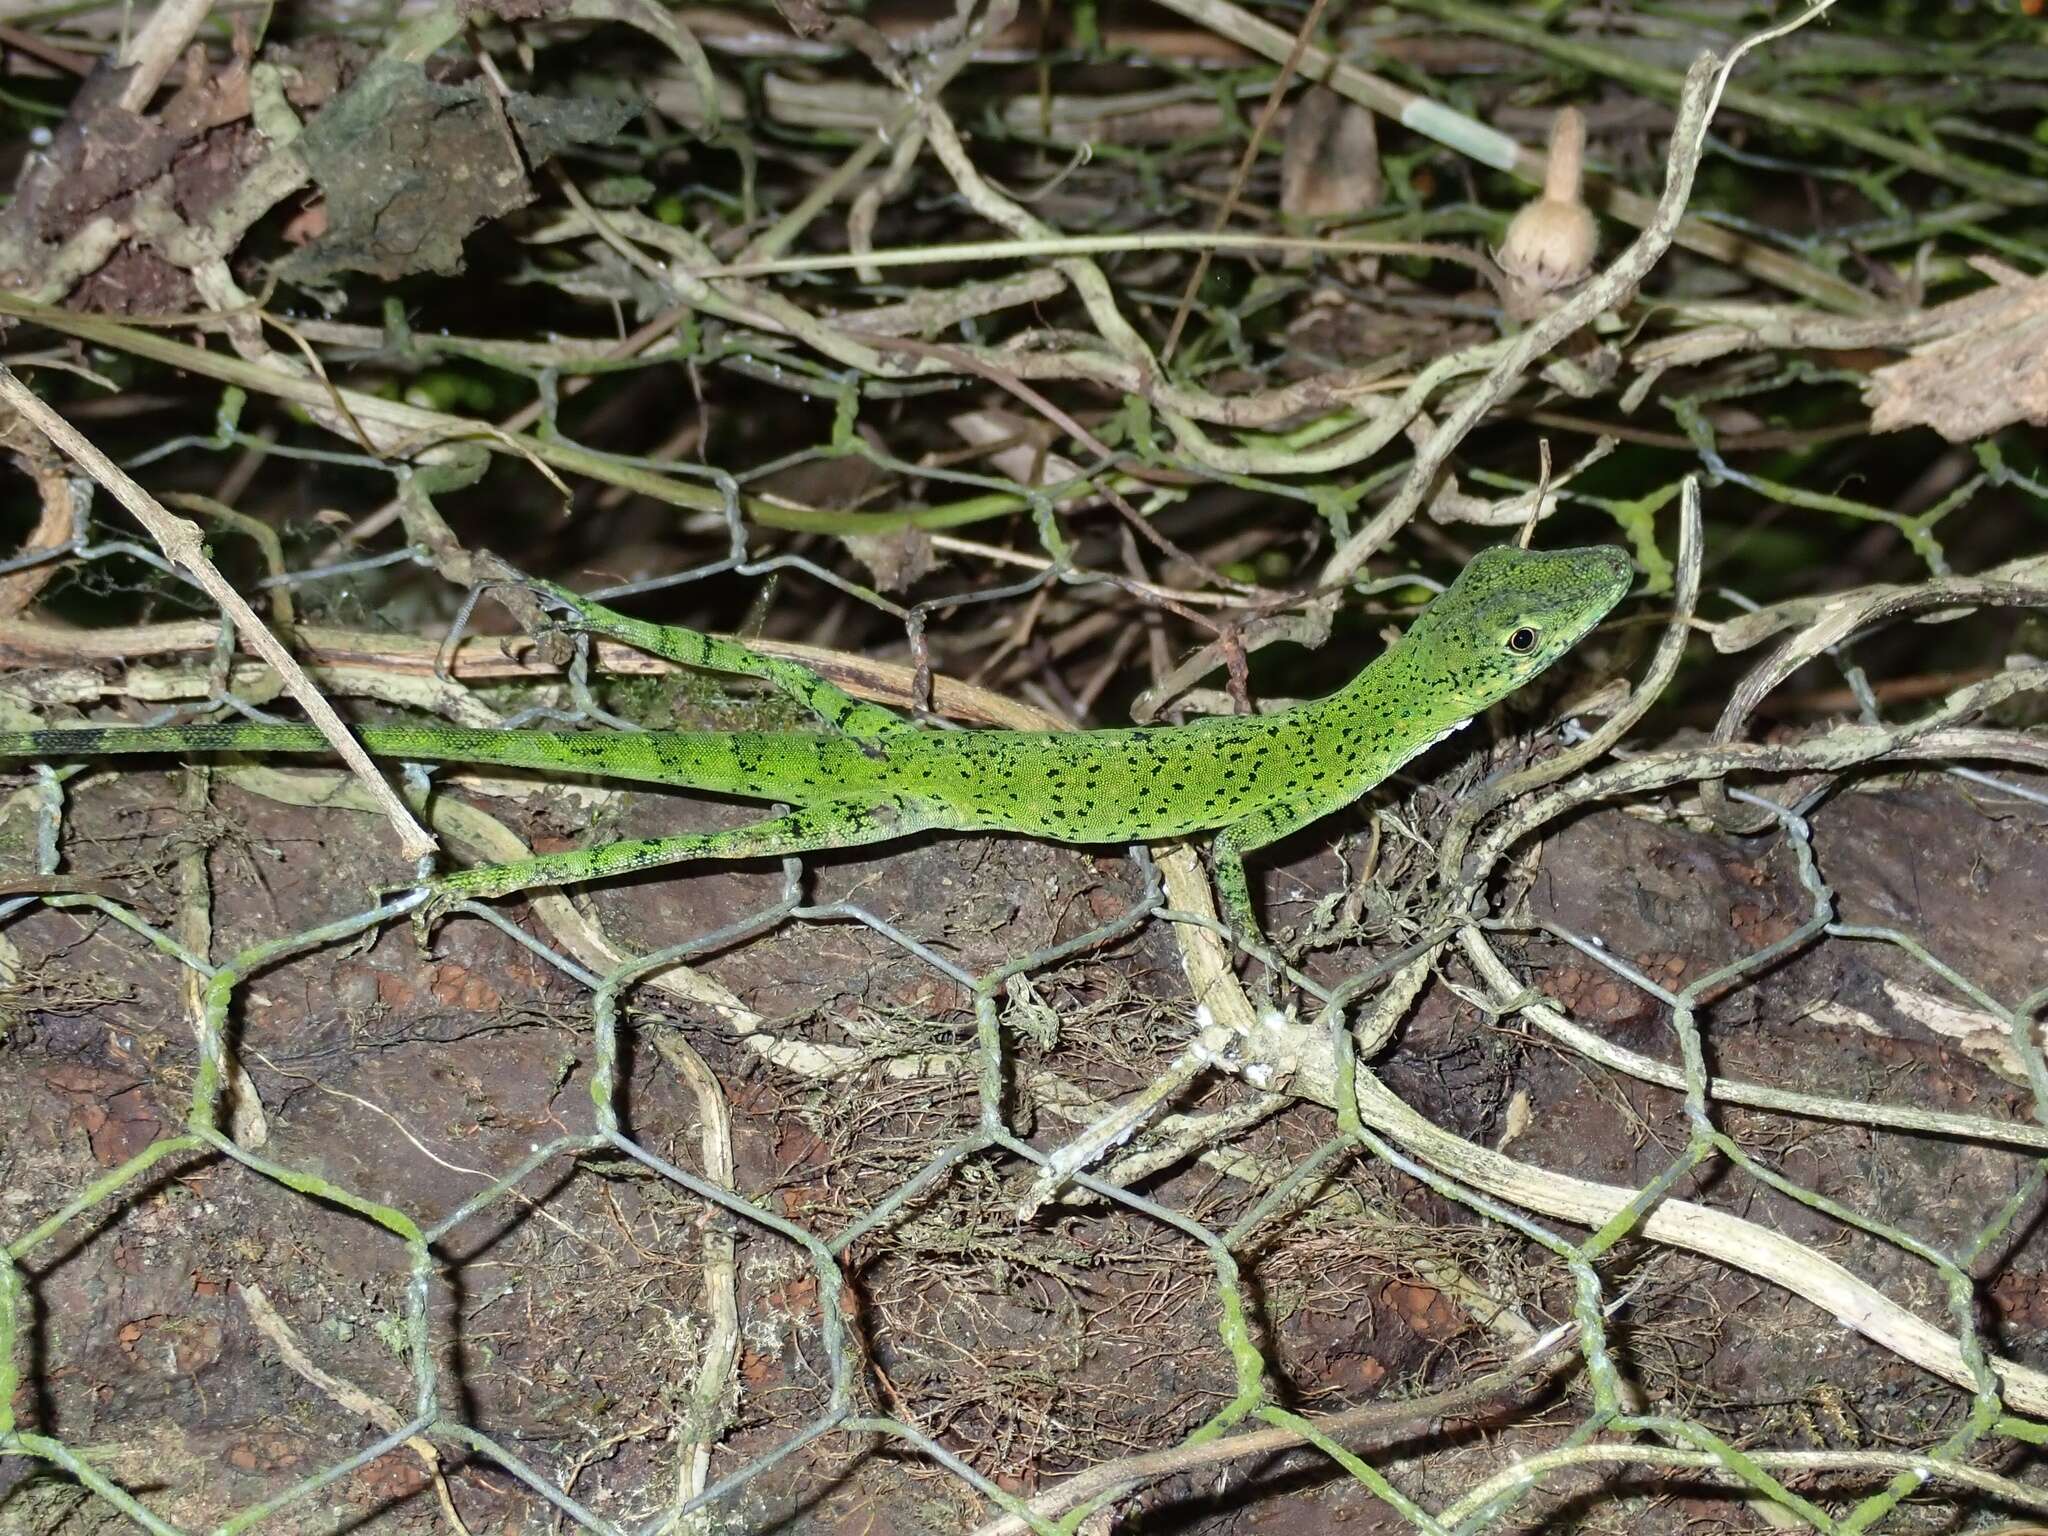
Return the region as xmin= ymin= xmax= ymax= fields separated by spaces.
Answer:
xmin=1497 ymin=106 xmax=1598 ymax=316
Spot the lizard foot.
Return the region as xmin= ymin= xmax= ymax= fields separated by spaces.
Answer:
xmin=1232 ymin=939 xmax=1299 ymax=1021
xmin=1228 ymin=929 xmax=1288 ymax=986
xmin=374 ymin=873 xmax=496 ymax=947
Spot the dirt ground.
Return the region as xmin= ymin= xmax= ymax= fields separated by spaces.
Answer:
xmin=2 ymin=0 xmax=2043 ymax=1528
xmin=2 ymin=748 xmax=2044 ymax=1535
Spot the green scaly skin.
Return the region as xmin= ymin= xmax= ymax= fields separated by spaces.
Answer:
xmin=0 ymin=546 xmax=1631 ymax=956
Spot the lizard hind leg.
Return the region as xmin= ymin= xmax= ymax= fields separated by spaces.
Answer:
xmin=528 ymin=580 xmax=913 ymax=744
xmin=408 ymin=795 xmax=939 ymax=930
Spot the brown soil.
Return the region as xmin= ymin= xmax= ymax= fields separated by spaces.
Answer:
xmin=2 ymin=760 xmax=2044 ymax=1533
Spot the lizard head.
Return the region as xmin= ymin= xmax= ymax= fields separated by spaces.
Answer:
xmin=1397 ymin=544 xmax=1632 ymax=714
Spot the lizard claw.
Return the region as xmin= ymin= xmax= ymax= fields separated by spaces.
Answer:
xmin=385 ymin=859 xmax=535 ymax=945
xmin=1228 ymin=931 xmax=1293 ymax=1011
xmin=524 ymin=578 xmax=593 ymax=627
xmin=372 ymin=878 xmax=463 ymax=948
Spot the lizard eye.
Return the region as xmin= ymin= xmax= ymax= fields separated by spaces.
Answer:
xmin=1506 ymin=625 xmax=1540 ymax=655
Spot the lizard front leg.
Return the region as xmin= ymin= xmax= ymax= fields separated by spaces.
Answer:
xmin=403 ymin=795 xmax=938 ymax=933
xmin=1208 ymin=797 xmax=1334 ymax=983
xmin=525 ymin=579 xmax=913 ymax=744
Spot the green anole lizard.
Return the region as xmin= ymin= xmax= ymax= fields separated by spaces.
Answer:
xmin=0 ymin=543 xmax=1630 ymax=956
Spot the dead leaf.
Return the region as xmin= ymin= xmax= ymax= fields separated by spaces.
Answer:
xmin=284 ymin=59 xmax=635 ymax=282
xmin=948 ymin=408 xmax=1083 ymax=488
xmin=844 ymin=526 xmax=941 ymax=592
xmin=1281 ymin=87 xmax=1381 ymax=223
xmin=1865 ymin=263 xmax=2048 ymax=442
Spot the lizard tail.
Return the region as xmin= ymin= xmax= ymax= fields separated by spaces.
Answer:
xmin=0 ymin=723 xmax=883 ymax=800
xmin=0 ymin=723 xmax=728 ymax=791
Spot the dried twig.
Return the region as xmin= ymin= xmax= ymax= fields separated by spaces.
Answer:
xmin=0 ymin=366 xmax=437 ymax=862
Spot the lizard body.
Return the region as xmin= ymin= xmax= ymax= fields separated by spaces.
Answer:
xmin=0 ymin=544 xmax=1631 ymax=952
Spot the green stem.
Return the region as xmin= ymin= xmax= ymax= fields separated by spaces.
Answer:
xmin=0 ymin=292 xmax=1043 ymax=537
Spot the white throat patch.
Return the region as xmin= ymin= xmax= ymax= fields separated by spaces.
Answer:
xmin=1393 ymin=715 xmax=1471 ymax=774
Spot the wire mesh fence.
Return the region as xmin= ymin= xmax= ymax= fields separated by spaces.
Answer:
xmin=2 ymin=0 xmax=2047 ymax=1532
